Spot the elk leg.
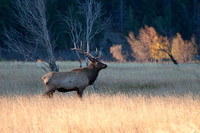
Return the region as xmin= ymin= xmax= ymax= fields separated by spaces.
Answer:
xmin=43 ymin=86 xmax=55 ymax=98
xmin=76 ymin=89 xmax=83 ymax=98
xmin=43 ymin=90 xmax=54 ymax=98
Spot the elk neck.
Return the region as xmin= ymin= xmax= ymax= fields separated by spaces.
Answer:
xmin=86 ymin=63 xmax=100 ymax=85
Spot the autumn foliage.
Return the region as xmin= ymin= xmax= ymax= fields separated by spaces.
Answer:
xmin=127 ymin=25 xmax=198 ymax=63
xmin=110 ymin=44 xmax=126 ymax=62
xmin=150 ymin=36 xmax=170 ymax=61
xmin=172 ymin=33 xmax=197 ymax=63
xmin=127 ymin=26 xmax=155 ymax=62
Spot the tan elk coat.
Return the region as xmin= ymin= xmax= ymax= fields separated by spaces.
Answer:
xmin=42 ymin=62 xmax=107 ymax=98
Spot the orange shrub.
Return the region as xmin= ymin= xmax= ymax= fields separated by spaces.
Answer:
xmin=172 ymin=33 xmax=197 ymax=63
xmin=110 ymin=44 xmax=125 ymax=62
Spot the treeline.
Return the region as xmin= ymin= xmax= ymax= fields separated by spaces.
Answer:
xmin=111 ymin=26 xmax=197 ymax=63
xmin=0 ymin=0 xmax=200 ymax=62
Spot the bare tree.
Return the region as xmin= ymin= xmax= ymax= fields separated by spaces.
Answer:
xmin=77 ymin=0 xmax=111 ymax=66
xmin=4 ymin=0 xmax=58 ymax=72
xmin=63 ymin=8 xmax=83 ymax=68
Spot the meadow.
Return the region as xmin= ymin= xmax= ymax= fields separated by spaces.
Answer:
xmin=0 ymin=61 xmax=200 ymax=133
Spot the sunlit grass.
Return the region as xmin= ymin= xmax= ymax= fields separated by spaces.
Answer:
xmin=0 ymin=61 xmax=200 ymax=132
xmin=1 ymin=94 xmax=200 ymax=133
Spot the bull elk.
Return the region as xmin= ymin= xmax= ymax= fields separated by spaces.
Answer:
xmin=41 ymin=45 xmax=107 ymax=98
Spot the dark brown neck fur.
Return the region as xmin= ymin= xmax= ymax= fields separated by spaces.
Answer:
xmin=87 ymin=64 xmax=100 ymax=85
xmin=71 ymin=63 xmax=101 ymax=85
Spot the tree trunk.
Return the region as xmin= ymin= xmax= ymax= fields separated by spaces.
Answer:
xmin=75 ymin=50 xmax=82 ymax=68
xmin=49 ymin=59 xmax=59 ymax=72
xmin=168 ymin=53 xmax=178 ymax=65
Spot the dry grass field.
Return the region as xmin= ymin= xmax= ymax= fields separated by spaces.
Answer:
xmin=0 ymin=61 xmax=200 ymax=133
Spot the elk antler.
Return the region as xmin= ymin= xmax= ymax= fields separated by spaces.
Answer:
xmin=72 ymin=43 xmax=101 ymax=62
xmin=71 ymin=42 xmax=89 ymax=58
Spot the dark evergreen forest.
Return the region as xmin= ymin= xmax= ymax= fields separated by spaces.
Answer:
xmin=0 ymin=0 xmax=200 ymax=61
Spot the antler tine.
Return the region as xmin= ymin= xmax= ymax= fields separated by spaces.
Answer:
xmin=71 ymin=43 xmax=78 ymax=50
xmin=72 ymin=42 xmax=90 ymax=58
xmin=95 ymin=51 xmax=102 ymax=60
xmin=86 ymin=42 xmax=89 ymax=54
xmin=71 ymin=42 xmax=102 ymax=61
xmin=80 ymin=41 xmax=83 ymax=50
xmin=88 ymin=53 xmax=95 ymax=58
xmin=93 ymin=48 xmax=102 ymax=60
xmin=93 ymin=48 xmax=98 ymax=56
xmin=88 ymin=48 xmax=102 ymax=60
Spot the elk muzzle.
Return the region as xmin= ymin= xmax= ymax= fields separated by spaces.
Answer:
xmin=102 ymin=64 xmax=107 ymax=69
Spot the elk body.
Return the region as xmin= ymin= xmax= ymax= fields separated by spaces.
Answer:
xmin=42 ymin=46 xmax=107 ymax=98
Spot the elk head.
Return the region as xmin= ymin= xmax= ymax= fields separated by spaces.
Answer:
xmin=72 ymin=44 xmax=107 ymax=69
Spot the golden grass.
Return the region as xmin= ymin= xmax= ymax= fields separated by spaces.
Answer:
xmin=0 ymin=62 xmax=200 ymax=132
xmin=1 ymin=94 xmax=200 ymax=133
